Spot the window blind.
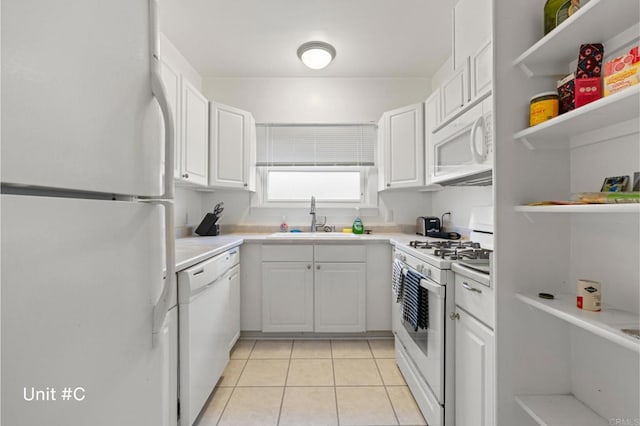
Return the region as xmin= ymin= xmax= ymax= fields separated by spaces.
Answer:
xmin=256 ymin=124 xmax=376 ymax=166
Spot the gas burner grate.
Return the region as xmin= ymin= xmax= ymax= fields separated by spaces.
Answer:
xmin=408 ymin=240 xmax=482 ymax=251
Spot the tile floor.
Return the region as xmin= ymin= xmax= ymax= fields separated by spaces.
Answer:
xmin=197 ymin=339 xmax=427 ymax=426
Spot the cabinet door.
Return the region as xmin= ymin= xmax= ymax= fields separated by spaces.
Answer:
xmin=181 ymin=79 xmax=209 ymax=186
xmin=441 ymin=64 xmax=469 ymax=122
xmin=314 ymin=263 xmax=366 ymax=332
xmin=377 ymin=115 xmax=388 ymax=191
xmin=471 ymin=39 xmax=493 ymax=102
xmin=245 ymin=114 xmax=257 ymax=192
xmin=262 ymin=262 xmax=314 ymax=332
xmin=424 ymin=89 xmax=441 ymax=185
xmin=160 ymin=60 xmax=181 ymax=180
xmin=384 ymin=103 xmax=425 ymax=188
xmin=209 ymin=102 xmax=253 ymax=189
xmin=453 ymin=0 xmax=491 ymax=71
xmin=228 ymin=266 xmax=241 ymax=351
xmin=455 ymin=308 xmax=495 ymax=426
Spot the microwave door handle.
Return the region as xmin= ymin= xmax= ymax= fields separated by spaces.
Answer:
xmin=469 ymin=115 xmax=486 ymax=163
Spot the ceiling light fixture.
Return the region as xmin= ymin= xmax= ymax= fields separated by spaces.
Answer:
xmin=297 ymin=41 xmax=336 ymax=70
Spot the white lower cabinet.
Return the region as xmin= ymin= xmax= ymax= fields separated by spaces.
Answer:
xmin=260 ymin=244 xmax=380 ymax=333
xmin=227 ymin=265 xmax=241 ymax=351
xmin=314 ymin=262 xmax=366 ymax=332
xmin=454 ymin=307 xmax=494 ymax=426
xmin=261 ymin=262 xmax=314 ymax=332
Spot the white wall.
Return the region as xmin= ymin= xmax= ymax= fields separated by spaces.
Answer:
xmin=203 ymin=77 xmax=431 ymax=123
xmin=430 ymin=186 xmax=493 ymax=232
xmin=569 ymin=131 xmax=640 ymax=314
xmin=198 ymin=77 xmax=434 ymax=229
xmin=431 ymin=55 xmax=453 ymax=90
xmin=201 ymin=189 xmax=432 ymax=229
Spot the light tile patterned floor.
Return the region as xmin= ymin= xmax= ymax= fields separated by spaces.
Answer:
xmin=197 ymin=339 xmax=426 ymax=426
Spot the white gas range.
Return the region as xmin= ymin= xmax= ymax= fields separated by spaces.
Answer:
xmin=392 ymin=207 xmax=493 ymax=426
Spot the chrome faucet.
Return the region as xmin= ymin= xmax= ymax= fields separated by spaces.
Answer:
xmin=310 ymin=196 xmax=316 ymax=232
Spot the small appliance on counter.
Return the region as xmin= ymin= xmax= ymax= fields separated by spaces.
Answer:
xmin=416 ymin=216 xmax=441 ymax=235
xmin=416 ymin=216 xmax=461 ymax=239
xmin=195 ymin=202 xmax=224 ymax=236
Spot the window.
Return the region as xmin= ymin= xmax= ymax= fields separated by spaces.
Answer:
xmin=253 ymin=124 xmax=377 ymax=208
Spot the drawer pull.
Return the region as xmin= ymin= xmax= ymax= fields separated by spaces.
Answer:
xmin=193 ymin=269 xmax=204 ymax=276
xmin=462 ymin=282 xmax=482 ymax=293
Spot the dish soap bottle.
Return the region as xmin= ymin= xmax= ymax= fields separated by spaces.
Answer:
xmin=279 ymin=216 xmax=289 ymax=232
xmin=352 ymin=209 xmax=364 ymax=234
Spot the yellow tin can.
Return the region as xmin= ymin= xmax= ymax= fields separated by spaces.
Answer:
xmin=530 ymin=92 xmax=559 ymax=126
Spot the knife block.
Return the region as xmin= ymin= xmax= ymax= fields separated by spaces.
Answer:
xmin=195 ymin=213 xmax=220 ymax=236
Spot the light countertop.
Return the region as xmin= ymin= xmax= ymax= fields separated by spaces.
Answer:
xmin=175 ymin=232 xmax=417 ymax=271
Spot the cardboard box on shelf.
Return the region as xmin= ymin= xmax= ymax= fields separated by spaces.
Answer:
xmin=604 ymin=46 xmax=640 ymax=96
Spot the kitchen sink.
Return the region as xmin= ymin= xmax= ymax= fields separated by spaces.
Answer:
xmin=267 ymin=232 xmax=360 ymax=239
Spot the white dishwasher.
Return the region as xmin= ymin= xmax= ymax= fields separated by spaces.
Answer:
xmin=178 ymin=248 xmax=240 ymax=426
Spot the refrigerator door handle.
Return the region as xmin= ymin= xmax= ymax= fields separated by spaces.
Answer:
xmin=145 ymin=199 xmax=176 ymax=347
xmin=149 ymin=0 xmax=175 ymax=200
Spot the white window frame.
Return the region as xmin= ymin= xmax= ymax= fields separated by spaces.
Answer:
xmin=251 ymin=166 xmax=379 ymax=209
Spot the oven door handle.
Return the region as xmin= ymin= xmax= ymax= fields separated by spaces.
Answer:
xmin=419 ymin=277 xmax=445 ymax=299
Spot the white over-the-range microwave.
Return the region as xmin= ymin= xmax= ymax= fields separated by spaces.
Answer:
xmin=429 ymin=96 xmax=493 ymax=184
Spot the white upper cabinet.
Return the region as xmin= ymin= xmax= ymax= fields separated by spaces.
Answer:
xmin=181 ymin=79 xmax=209 ymax=186
xmin=379 ymin=103 xmax=425 ymax=189
xmin=424 ymin=89 xmax=441 ymax=185
xmin=453 ymin=0 xmax=491 ymax=71
xmin=209 ymin=102 xmax=256 ymax=190
xmin=441 ymin=64 xmax=469 ymax=122
xmin=442 ymin=0 xmax=492 ymax=122
xmin=159 ymin=36 xmax=209 ymax=187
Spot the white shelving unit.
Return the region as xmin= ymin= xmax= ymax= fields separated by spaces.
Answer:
xmin=512 ymin=0 xmax=640 ymax=77
xmin=516 ymin=294 xmax=640 ymax=353
xmin=515 ymin=395 xmax=608 ymax=426
xmin=514 ymin=204 xmax=640 ymax=214
xmin=497 ymin=0 xmax=640 ymax=423
xmin=513 ymin=86 xmax=640 ymax=150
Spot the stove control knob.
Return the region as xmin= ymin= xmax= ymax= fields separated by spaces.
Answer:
xmin=425 ymin=268 xmax=432 ymax=277
xmin=416 ymin=264 xmax=423 ymax=273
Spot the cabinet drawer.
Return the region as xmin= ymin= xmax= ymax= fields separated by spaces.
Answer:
xmin=454 ymin=273 xmax=494 ymax=329
xmin=314 ymin=245 xmax=366 ymax=262
xmin=262 ymin=244 xmax=313 ymax=262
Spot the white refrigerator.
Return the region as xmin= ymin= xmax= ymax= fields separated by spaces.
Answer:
xmin=1 ymin=1 xmax=177 ymax=425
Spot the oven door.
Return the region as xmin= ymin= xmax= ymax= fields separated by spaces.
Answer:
xmin=430 ymin=98 xmax=492 ymax=184
xmin=393 ymin=271 xmax=446 ymax=403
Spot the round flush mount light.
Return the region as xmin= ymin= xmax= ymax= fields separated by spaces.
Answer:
xmin=297 ymin=41 xmax=336 ymax=70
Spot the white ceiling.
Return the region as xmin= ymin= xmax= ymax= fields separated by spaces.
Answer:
xmin=159 ymin=0 xmax=456 ymax=78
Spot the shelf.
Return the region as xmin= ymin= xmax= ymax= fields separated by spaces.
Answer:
xmin=516 ymin=294 xmax=640 ymax=353
xmin=512 ymin=0 xmax=640 ymax=77
xmin=515 ymin=204 xmax=640 ymax=214
xmin=513 ymin=86 xmax=640 ymax=150
xmin=516 ymin=395 xmax=608 ymax=426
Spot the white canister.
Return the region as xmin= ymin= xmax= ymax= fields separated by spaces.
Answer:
xmin=577 ymin=279 xmax=601 ymax=312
